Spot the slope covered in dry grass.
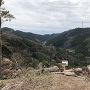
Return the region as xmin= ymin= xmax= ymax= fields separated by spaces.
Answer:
xmin=0 ymin=70 xmax=90 ymax=90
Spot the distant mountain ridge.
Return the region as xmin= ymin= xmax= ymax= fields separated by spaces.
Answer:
xmin=2 ymin=27 xmax=90 ymax=56
xmin=1 ymin=27 xmax=59 ymax=42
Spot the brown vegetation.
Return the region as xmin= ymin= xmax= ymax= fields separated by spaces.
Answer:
xmin=0 ymin=71 xmax=90 ymax=90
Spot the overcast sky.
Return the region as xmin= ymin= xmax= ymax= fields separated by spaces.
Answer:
xmin=2 ymin=0 xmax=90 ymax=34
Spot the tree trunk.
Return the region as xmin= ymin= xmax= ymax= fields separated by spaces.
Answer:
xmin=0 ymin=0 xmax=2 ymax=66
xmin=0 ymin=27 xmax=2 ymax=67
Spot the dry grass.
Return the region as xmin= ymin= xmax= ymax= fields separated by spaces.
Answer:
xmin=0 ymin=70 xmax=90 ymax=90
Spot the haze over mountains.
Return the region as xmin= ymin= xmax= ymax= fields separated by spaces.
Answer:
xmin=1 ymin=27 xmax=59 ymax=42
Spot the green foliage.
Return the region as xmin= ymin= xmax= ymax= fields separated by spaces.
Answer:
xmin=47 ymin=28 xmax=90 ymax=47
xmin=47 ymin=33 xmax=67 ymax=47
xmin=1 ymin=27 xmax=90 ymax=68
xmin=2 ymin=44 xmax=12 ymax=58
xmin=1 ymin=0 xmax=15 ymax=24
xmin=47 ymin=28 xmax=90 ymax=57
xmin=85 ymin=38 xmax=90 ymax=49
xmin=32 ymin=52 xmax=49 ymax=62
xmin=71 ymin=33 xmax=90 ymax=56
xmin=51 ymin=59 xmax=57 ymax=66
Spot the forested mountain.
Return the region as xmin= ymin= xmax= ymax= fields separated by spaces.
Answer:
xmin=1 ymin=27 xmax=90 ymax=68
xmin=47 ymin=28 xmax=90 ymax=57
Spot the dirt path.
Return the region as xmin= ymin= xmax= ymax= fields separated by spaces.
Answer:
xmin=51 ymin=73 xmax=90 ymax=90
xmin=0 ymin=73 xmax=90 ymax=90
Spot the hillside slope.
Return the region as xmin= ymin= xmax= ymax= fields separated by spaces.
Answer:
xmin=1 ymin=27 xmax=90 ymax=68
xmin=47 ymin=28 xmax=90 ymax=56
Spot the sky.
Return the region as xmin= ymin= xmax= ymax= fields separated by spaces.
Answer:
xmin=2 ymin=0 xmax=90 ymax=34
